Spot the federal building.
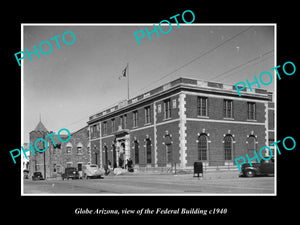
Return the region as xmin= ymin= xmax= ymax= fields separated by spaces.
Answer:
xmin=88 ymin=77 xmax=274 ymax=172
xmin=28 ymin=77 xmax=274 ymax=178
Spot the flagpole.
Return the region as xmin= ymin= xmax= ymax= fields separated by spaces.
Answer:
xmin=127 ymin=63 xmax=129 ymax=100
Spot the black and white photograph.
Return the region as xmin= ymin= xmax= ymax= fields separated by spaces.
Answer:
xmin=4 ymin=5 xmax=298 ymax=221
xmin=21 ymin=24 xmax=275 ymax=195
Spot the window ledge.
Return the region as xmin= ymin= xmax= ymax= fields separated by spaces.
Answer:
xmin=223 ymin=117 xmax=234 ymax=120
xmin=247 ymin=119 xmax=257 ymax=122
xmin=197 ymin=115 xmax=209 ymax=119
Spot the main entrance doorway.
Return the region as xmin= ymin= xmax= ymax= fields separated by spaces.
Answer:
xmin=115 ymin=134 xmax=130 ymax=168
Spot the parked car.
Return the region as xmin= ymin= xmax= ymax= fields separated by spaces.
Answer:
xmin=62 ymin=167 xmax=80 ymax=180
xmin=83 ymin=164 xmax=104 ymax=179
xmin=239 ymin=159 xmax=274 ymax=177
xmin=23 ymin=169 xmax=29 ymax=179
xmin=32 ymin=172 xmax=44 ymax=180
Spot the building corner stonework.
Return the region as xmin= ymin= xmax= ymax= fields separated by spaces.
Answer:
xmin=178 ymin=93 xmax=187 ymax=168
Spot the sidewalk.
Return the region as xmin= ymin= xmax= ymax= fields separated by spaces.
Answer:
xmin=106 ymin=169 xmax=240 ymax=180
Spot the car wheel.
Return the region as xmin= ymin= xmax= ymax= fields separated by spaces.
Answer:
xmin=245 ymin=170 xmax=256 ymax=177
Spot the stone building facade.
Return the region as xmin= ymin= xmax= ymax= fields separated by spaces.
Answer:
xmin=28 ymin=122 xmax=90 ymax=179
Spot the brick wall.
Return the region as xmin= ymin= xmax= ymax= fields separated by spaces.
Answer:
xmin=185 ymin=120 xmax=266 ymax=167
xmin=29 ymin=127 xmax=90 ymax=179
xmin=185 ymin=94 xmax=266 ymax=123
xmin=88 ymin=87 xmax=270 ymax=171
xmin=155 ymin=95 xmax=179 ymax=124
xmin=101 ymin=135 xmax=115 ymax=166
xmin=130 ymin=126 xmax=154 ymax=167
xmin=156 ymin=121 xmax=180 ymax=167
xmin=29 ymin=130 xmax=52 ymax=178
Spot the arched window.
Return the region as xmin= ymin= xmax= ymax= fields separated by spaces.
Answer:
xmin=112 ymin=144 xmax=117 ymax=168
xmin=77 ymin=142 xmax=83 ymax=154
xmin=66 ymin=142 xmax=72 ymax=155
xmin=198 ymin=134 xmax=208 ymax=160
xmin=134 ymin=140 xmax=139 ymax=164
xmin=164 ymin=132 xmax=173 ymax=165
xmin=146 ymin=138 xmax=151 ymax=164
xmin=103 ymin=145 xmax=108 ymax=165
xmin=247 ymin=135 xmax=256 ymax=152
xmin=224 ymin=135 xmax=233 ymax=160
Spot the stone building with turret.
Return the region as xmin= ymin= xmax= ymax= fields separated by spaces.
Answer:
xmin=28 ymin=120 xmax=90 ymax=179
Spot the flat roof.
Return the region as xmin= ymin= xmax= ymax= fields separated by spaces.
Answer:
xmin=88 ymin=77 xmax=270 ymax=123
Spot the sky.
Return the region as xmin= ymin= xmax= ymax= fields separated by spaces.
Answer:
xmin=23 ymin=24 xmax=275 ymax=143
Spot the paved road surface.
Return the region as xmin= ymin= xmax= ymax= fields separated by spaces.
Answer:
xmin=23 ymin=171 xmax=274 ymax=195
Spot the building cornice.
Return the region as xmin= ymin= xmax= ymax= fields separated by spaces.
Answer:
xmin=88 ymin=77 xmax=270 ymax=124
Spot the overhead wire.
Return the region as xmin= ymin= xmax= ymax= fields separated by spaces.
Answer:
xmin=132 ymin=26 xmax=253 ymax=96
xmin=210 ymin=49 xmax=274 ymax=81
xmin=53 ymin=26 xmax=270 ymax=132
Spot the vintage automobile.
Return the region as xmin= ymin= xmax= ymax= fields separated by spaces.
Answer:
xmin=239 ymin=158 xmax=274 ymax=177
xmin=62 ymin=167 xmax=80 ymax=180
xmin=83 ymin=164 xmax=104 ymax=179
xmin=23 ymin=169 xmax=29 ymax=179
xmin=32 ymin=172 xmax=44 ymax=180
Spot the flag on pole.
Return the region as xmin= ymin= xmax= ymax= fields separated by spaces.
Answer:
xmin=119 ymin=64 xmax=128 ymax=79
xmin=118 ymin=63 xmax=130 ymax=99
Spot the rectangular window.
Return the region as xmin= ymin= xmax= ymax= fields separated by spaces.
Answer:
xmin=119 ymin=114 xmax=127 ymax=129
xmin=120 ymin=116 xmax=123 ymax=129
xmin=78 ymin=163 xmax=82 ymax=172
xmin=123 ymin=114 xmax=127 ymax=129
xmin=103 ymin=121 xmax=107 ymax=135
xmin=172 ymin=99 xmax=177 ymax=108
xmin=91 ymin=124 xmax=98 ymax=138
xmin=111 ymin=118 xmax=115 ymax=132
xmin=164 ymin=99 xmax=171 ymax=119
xmin=248 ymin=102 xmax=256 ymax=120
xmin=66 ymin=147 xmax=72 ymax=154
xmin=77 ymin=147 xmax=82 ymax=154
xmin=145 ymin=106 xmax=151 ymax=124
xmin=197 ymin=97 xmax=208 ymax=116
xmin=224 ymin=99 xmax=233 ymax=118
xmin=90 ymin=126 xmax=93 ymax=138
xmin=133 ymin=111 xmax=138 ymax=127
xmin=157 ymin=104 xmax=161 ymax=113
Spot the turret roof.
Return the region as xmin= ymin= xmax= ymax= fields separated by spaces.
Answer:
xmin=33 ymin=121 xmax=48 ymax=133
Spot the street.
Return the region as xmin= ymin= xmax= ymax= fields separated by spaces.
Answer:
xmin=23 ymin=171 xmax=275 ymax=195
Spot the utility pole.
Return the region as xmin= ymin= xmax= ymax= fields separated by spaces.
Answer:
xmin=43 ymin=132 xmax=46 ymax=180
